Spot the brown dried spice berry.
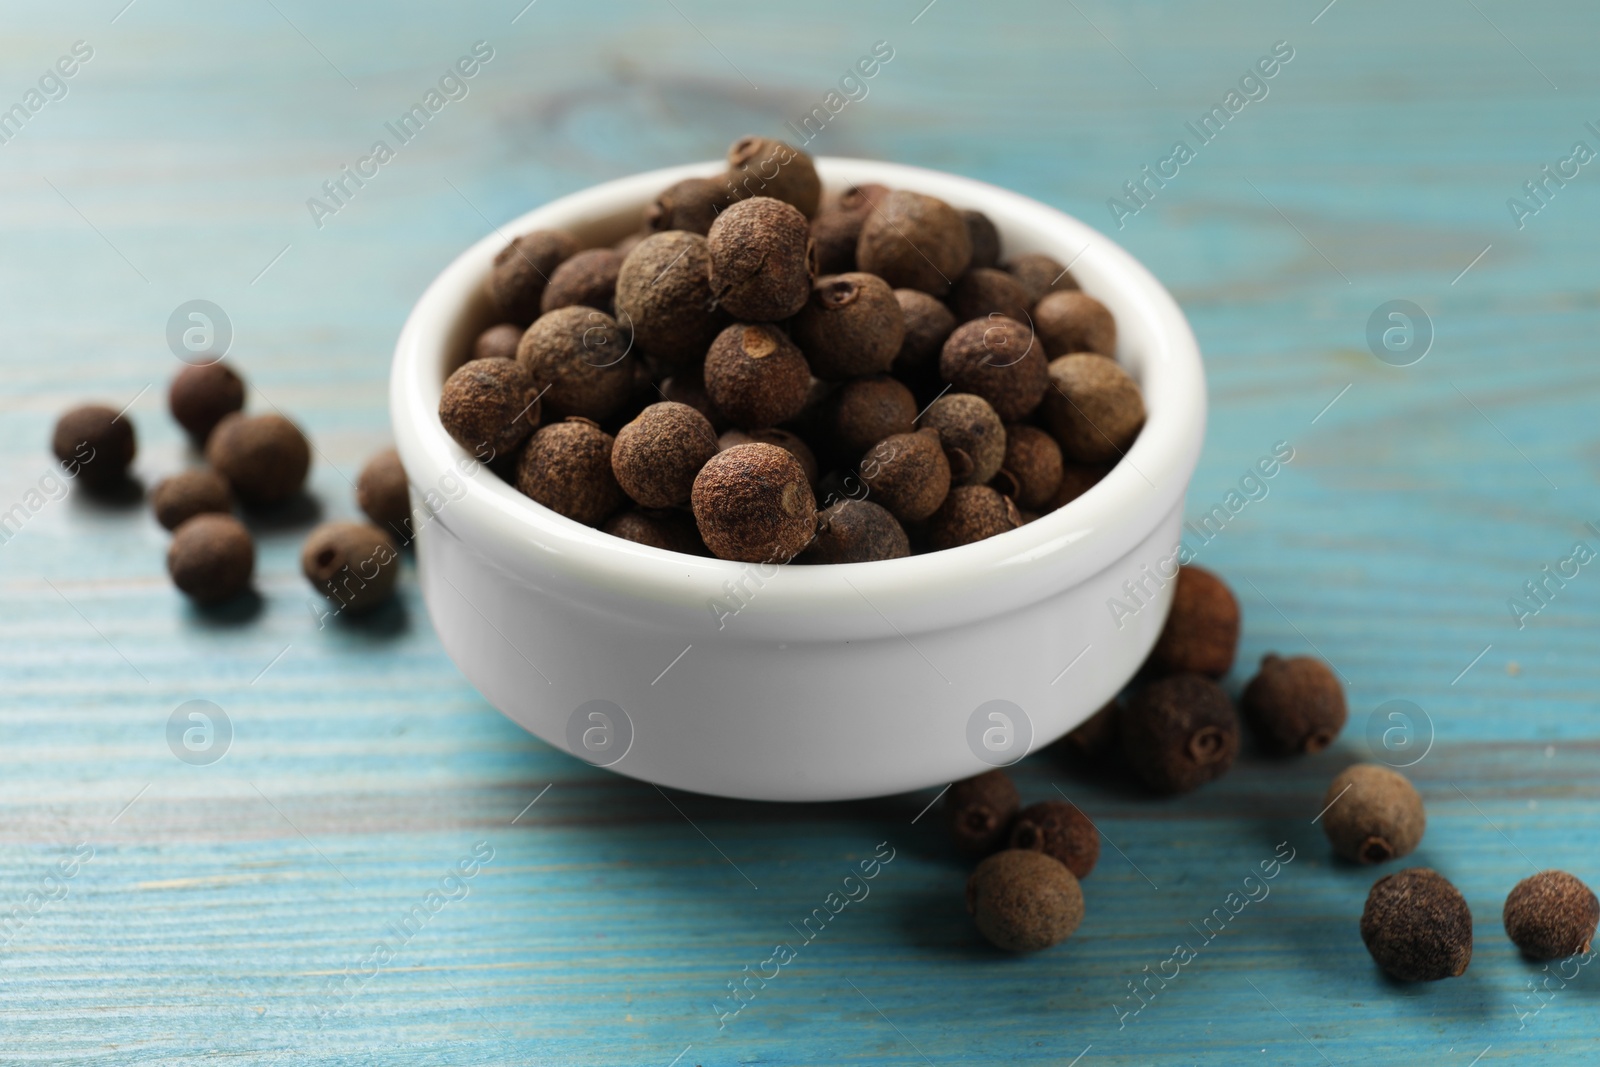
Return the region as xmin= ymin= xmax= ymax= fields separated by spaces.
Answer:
xmin=540 ymin=248 xmax=623 ymax=316
xmin=614 ymin=231 xmax=725 ymax=368
xmin=356 ymin=448 xmax=410 ymax=536
xmin=707 ymin=197 xmax=812 ymax=322
xmin=1036 ymin=290 xmax=1117 ymax=357
xmin=948 ymin=268 xmax=1031 ymax=325
xmin=801 ymin=499 xmax=909 ymax=564
xmin=169 ymin=362 xmax=245 ymax=444
xmin=808 ymin=185 xmax=889 ymax=275
xmin=1121 ymin=673 xmax=1239 ymax=794
xmin=994 ymin=425 xmax=1062 ymax=511
xmin=301 ymin=521 xmax=399 ymax=616
xmin=860 ymin=428 xmax=950 ymax=523
xmin=724 ymin=136 xmax=821 ymax=218
xmin=1064 ymin=697 xmax=1120 ymax=761
xmin=613 ymin=230 xmax=648 ymax=257
xmin=962 ymin=209 xmax=1002 ymax=270
xmin=474 ymin=323 xmax=524 ymax=362
xmin=611 ymin=402 xmax=719 ymax=508
xmin=516 ymin=417 xmax=625 ymax=527
xmin=1043 ymin=353 xmax=1145 ymax=463
xmin=921 ymin=393 xmax=1005 ymax=485
xmin=660 ymin=373 xmax=726 ymax=433
xmin=925 ymin=485 xmax=1021 ymax=551
xmin=1241 ymin=654 xmax=1347 ymax=755
xmin=205 ymin=412 xmax=310 ymax=507
xmin=690 ymin=443 xmax=816 ymax=563
xmin=892 ymin=288 xmax=958 ymax=375
xmin=439 ymin=358 xmax=541 ymax=461
xmin=940 ymin=316 xmax=1048 ymax=422
xmin=488 ymin=229 xmax=578 ymax=324
xmin=718 ymin=428 xmax=818 ymax=485
xmin=644 ymin=176 xmax=731 ymax=236
xmin=703 ymin=324 xmax=812 ymax=430
xmin=945 ymin=769 xmax=1021 ymax=858
xmin=1321 ymin=764 xmax=1425 ymax=865
xmin=1049 ymin=462 xmax=1111 ymax=511
xmin=1004 ymin=252 xmax=1079 ymax=306
xmin=53 ymin=404 xmax=136 ymax=489
xmin=966 ymin=849 xmax=1084 ymax=953
xmin=602 ymin=508 xmax=708 ymax=556
xmin=517 ymin=306 xmax=635 ymax=422
xmin=1504 ymin=871 xmax=1599 ymax=960
xmin=1362 ymin=868 xmax=1472 ymax=981
xmin=1009 ymin=800 xmax=1099 ymax=879
xmin=793 ymin=272 xmax=906 ymax=381
xmin=151 ymin=468 xmax=232 ymax=531
xmin=828 ymin=376 xmax=917 ymax=459
xmin=1148 ymin=565 xmax=1240 ymax=677
xmin=857 ymin=189 xmax=971 ymax=297
xmin=167 ymin=513 xmax=254 ymax=604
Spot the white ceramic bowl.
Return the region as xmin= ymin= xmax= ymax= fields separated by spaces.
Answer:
xmin=391 ymin=158 xmax=1205 ymax=802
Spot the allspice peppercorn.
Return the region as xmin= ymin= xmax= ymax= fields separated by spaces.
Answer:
xmin=724 ymin=135 xmax=821 ymax=217
xmin=614 ymin=231 xmax=725 ymax=368
xmin=1241 ymin=654 xmax=1348 ymax=755
xmin=856 ymin=189 xmax=971 ymax=296
xmin=966 ymin=850 xmax=1084 ymax=952
xmin=168 ymin=362 xmax=245 ymax=444
xmin=516 ymin=417 xmax=625 ymax=526
xmin=660 ymin=373 xmax=726 ymax=433
xmin=792 ymin=273 xmax=906 ymax=380
xmin=602 ymin=508 xmax=708 ymax=556
xmin=939 ymin=316 xmax=1048 ymax=422
xmin=703 ymin=324 xmax=812 ymax=429
xmin=488 ymin=229 xmax=578 ymax=324
xmin=1036 ymin=290 xmax=1117 ymax=357
xmin=1504 ymin=871 xmax=1599 ymax=960
xmin=994 ymin=425 xmax=1063 ymax=511
xmin=962 ymin=209 xmax=1002 ymax=270
xmin=474 ymin=323 xmax=524 ymax=362
xmin=808 ymin=184 xmax=888 ymax=274
xmin=892 ymin=288 xmax=957 ymax=375
xmin=920 ymin=393 xmax=1006 ymax=485
xmin=1064 ymin=697 xmax=1120 ymax=761
xmin=517 ymin=305 xmax=635 ymax=422
xmin=948 ymin=268 xmax=1032 ymax=325
xmin=1148 ymin=565 xmax=1240 ymax=677
xmin=1009 ymin=800 xmax=1099 ymax=879
xmin=439 ymin=358 xmax=541 ymax=460
xmin=944 ymin=769 xmax=1021 ymax=858
xmin=1361 ymin=868 xmax=1473 ymax=981
xmin=1004 ymin=252 xmax=1078 ymax=306
xmin=1050 ymin=462 xmax=1111 ymax=511
xmin=859 ymin=428 xmax=951 ymax=524
xmin=801 ymin=499 xmax=909 ymax=564
xmin=1321 ymin=764 xmax=1426 ymax=865
xmin=611 ymin=401 xmax=719 ymax=508
xmin=167 ymin=513 xmax=254 ymax=604
xmin=540 ymin=248 xmax=623 ymax=316
xmin=719 ymin=428 xmax=818 ymax=484
xmin=301 ymin=521 xmax=400 ymax=616
xmin=356 ymin=448 xmax=410 ymax=535
xmin=1043 ymin=353 xmax=1145 ymax=463
xmin=151 ymin=468 xmax=232 ymax=531
xmin=205 ymin=412 xmax=310 ymax=507
xmin=53 ymin=404 xmax=136 ymax=490
xmin=925 ymin=486 xmax=1022 ymax=551
xmin=827 ymin=376 xmax=918 ymax=459
xmin=644 ymin=176 xmax=731 ymax=235
xmin=1121 ymin=673 xmax=1239 ymax=794
xmin=707 ymin=197 xmax=812 ymax=322
xmin=690 ymin=443 xmax=817 ymax=563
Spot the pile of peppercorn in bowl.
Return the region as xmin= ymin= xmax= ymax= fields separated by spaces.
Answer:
xmin=390 ymin=136 xmax=1206 ymax=802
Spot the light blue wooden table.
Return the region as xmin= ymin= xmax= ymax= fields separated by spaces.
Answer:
xmin=3 ymin=0 xmax=1598 ymax=1062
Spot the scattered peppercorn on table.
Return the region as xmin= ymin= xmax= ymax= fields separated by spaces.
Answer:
xmin=5 ymin=1 xmax=1600 ymax=1064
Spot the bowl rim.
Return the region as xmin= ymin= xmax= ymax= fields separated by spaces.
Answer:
xmin=391 ymin=157 xmax=1205 ymax=618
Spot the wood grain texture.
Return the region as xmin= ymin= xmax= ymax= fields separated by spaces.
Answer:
xmin=2 ymin=0 xmax=1598 ymax=1062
